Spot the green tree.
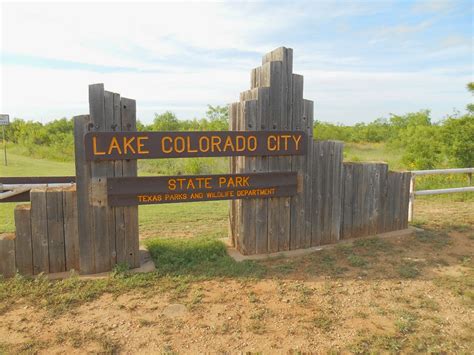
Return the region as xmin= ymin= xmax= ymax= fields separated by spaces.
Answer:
xmin=441 ymin=114 xmax=474 ymax=167
xmin=467 ymin=82 xmax=474 ymax=113
xmin=151 ymin=111 xmax=180 ymax=131
xmin=204 ymin=105 xmax=229 ymax=131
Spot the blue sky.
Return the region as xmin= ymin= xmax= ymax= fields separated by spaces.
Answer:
xmin=1 ymin=0 xmax=472 ymax=124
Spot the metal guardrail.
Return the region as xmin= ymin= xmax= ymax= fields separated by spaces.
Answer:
xmin=408 ymin=167 xmax=474 ymax=221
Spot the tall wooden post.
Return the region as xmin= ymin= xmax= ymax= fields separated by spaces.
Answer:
xmin=74 ymin=84 xmax=139 ymax=274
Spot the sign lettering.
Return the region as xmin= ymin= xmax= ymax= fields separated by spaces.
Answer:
xmin=107 ymin=172 xmax=297 ymax=206
xmin=85 ymin=131 xmax=306 ymax=160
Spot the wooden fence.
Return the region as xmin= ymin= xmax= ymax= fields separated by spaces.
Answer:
xmin=11 ymin=186 xmax=79 ymax=275
xmin=229 ymin=47 xmax=411 ymax=255
xmin=0 ymin=46 xmax=412 ymax=277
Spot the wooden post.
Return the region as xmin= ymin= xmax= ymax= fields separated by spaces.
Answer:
xmin=408 ymin=175 xmax=415 ymax=222
xmin=74 ymin=84 xmax=139 ymax=274
xmin=0 ymin=234 xmax=15 ymax=278
xmin=63 ymin=186 xmax=80 ymax=271
xmin=30 ymin=188 xmax=49 ymax=274
xmin=14 ymin=204 xmax=33 ymax=275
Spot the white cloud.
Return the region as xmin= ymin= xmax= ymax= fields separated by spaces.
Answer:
xmin=0 ymin=1 xmax=471 ymax=125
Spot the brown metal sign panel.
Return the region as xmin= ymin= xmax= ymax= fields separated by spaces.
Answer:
xmin=107 ymin=172 xmax=297 ymax=206
xmin=84 ymin=131 xmax=306 ymax=161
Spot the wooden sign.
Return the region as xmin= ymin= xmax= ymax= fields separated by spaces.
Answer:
xmin=85 ymin=131 xmax=306 ymax=161
xmin=107 ymin=172 xmax=297 ymax=206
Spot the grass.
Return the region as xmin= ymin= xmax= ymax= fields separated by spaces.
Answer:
xmin=145 ymin=236 xmax=266 ymax=278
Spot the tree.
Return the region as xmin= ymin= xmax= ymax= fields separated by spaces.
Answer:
xmin=441 ymin=114 xmax=474 ymax=167
xmin=204 ymin=105 xmax=228 ymax=131
xmin=466 ymin=82 xmax=474 ymax=114
xmin=151 ymin=111 xmax=180 ymax=131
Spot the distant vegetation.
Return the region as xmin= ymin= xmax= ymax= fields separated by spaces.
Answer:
xmin=4 ymin=84 xmax=473 ymax=172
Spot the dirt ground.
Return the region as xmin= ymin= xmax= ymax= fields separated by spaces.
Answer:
xmin=0 ymin=198 xmax=473 ymax=353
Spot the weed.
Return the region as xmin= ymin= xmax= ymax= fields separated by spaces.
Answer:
xmin=312 ymin=314 xmax=334 ymax=332
xmin=247 ymin=319 xmax=266 ymax=334
xmin=294 ymin=283 xmax=314 ymax=304
xmin=353 ymin=237 xmax=391 ymax=255
xmin=415 ymin=230 xmax=451 ymax=249
xmin=272 ymin=262 xmax=296 ymax=274
xmin=138 ymin=319 xmax=157 ymax=327
xmin=250 ymin=308 xmax=269 ymax=320
xmin=417 ymin=297 xmax=440 ymax=311
xmin=248 ymin=291 xmax=259 ymax=303
xmin=111 ymin=262 xmax=130 ymax=277
xmin=189 ymin=290 xmax=204 ymax=308
xmin=347 ymin=254 xmax=368 ymax=268
xmin=353 ymin=311 xmax=369 ymax=319
xmin=311 ymin=253 xmax=347 ymax=276
xmin=398 ymin=262 xmax=420 ymax=278
xmin=434 ymin=273 xmax=474 ymax=306
xmin=395 ymin=311 xmax=417 ymax=334
xmin=350 ymin=334 xmax=403 ymax=353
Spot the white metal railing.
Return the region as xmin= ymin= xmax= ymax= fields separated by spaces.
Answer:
xmin=408 ymin=167 xmax=474 ymax=221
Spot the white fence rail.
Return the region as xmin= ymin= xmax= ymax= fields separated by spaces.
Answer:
xmin=408 ymin=167 xmax=474 ymax=221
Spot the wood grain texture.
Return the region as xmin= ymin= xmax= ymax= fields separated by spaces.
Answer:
xmin=255 ymin=88 xmax=270 ymax=254
xmin=289 ymin=74 xmax=305 ymax=250
xmin=89 ymin=84 xmax=111 ymax=273
xmin=104 ymin=90 xmax=117 ymax=267
xmin=121 ymin=97 xmax=139 ymax=268
xmin=14 ymin=204 xmax=33 ymax=275
xmin=74 ymin=114 xmax=94 ymax=274
xmin=0 ymin=234 xmax=16 ymax=278
xmin=30 ymin=188 xmax=49 ymax=274
xmin=241 ymin=99 xmax=257 ymax=254
xmin=303 ymin=100 xmax=314 ymax=247
xmin=63 ymin=187 xmax=79 ymax=271
xmin=46 ymin=188 xmax=66 ymax=273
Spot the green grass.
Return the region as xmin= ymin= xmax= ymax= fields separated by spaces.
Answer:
xmin=145 ymin=237 xmax=266 ymax=278
xmin=344 ymin=142 xmax=403 ymax=170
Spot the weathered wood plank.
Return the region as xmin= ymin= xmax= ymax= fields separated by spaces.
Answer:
xmin=341 ymin=163 xmax=354 ymax=239
xmin=14 ymin=204 xmax=33 ymax=275
xmin=393 ymin=172 xmax=402 ymax=231
xmin=241 ymin=99 xmax=258 ymax=254
xmin=46 ymin=188 xmax=66 ymax=273
xmin=30 ymin=188 xmax=49 ymax=274
xmin=89 ymin=83 xmax=111 ymax=273
xmin=113 ymin=92 xmax=126 ymax=265
xmin=63 ymin=186 xmax=79 ymax=271
xmin=351 ymin=164 xmax=363 ymax=238
xmin=320 ymin=142 xmax=333 ymax=244
xmin=104 ymin=90 xmax=117 ymax=267
xmin=368 ymin=164 xmax=380 ymax=236
xmin=267 ymin=61 xmax=283 ymax=253
xmin=255 ymin=88 xmax=270 ymax=254
xmin=228 ymin=102 xmax=239 ymax=246
xmin=376 ymin=164 xmax=389 ymax=234
xmin=0 ymin=234 xmax=16 ymax=278
xmin=74 ymin=114 xmax=94 ymax=274
xmin=330 ymin=142 xmax=343 ymax=242
xmin=303 ymin=100 xmax=314 ymax=247
xmin=121 ymin=97 xmax=139 ymax=268
xmin=311 ymin=141 xmax=323 ymax=246
xmin=290 ymin=74 xmax=305 ymax=250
